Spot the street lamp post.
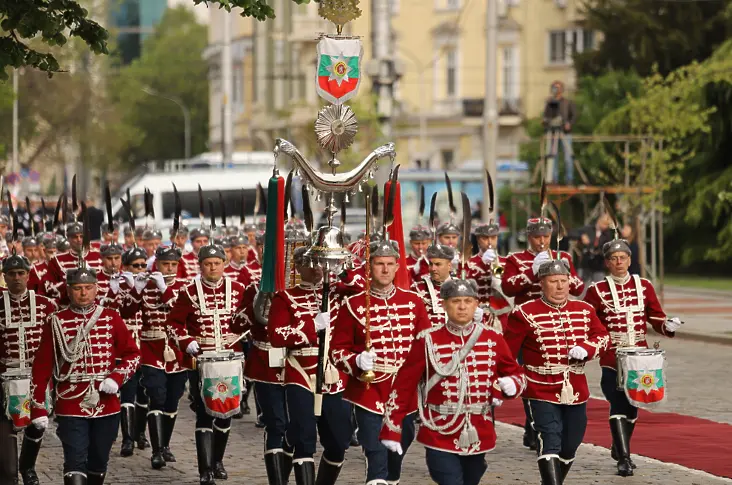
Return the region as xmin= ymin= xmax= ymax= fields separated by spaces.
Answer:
xmin=142 ymin=87 xmax=191 ymax=160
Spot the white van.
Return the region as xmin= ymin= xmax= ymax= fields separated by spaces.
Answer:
xmin=112 ymin=151 xmax=277 ymax=229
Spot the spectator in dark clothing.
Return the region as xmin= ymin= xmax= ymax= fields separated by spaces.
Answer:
xmin=85 ymin=201 xmax=105 ymax=240
xmin=578 ymin=214 xmax=615 ymax=293
xmin=542 ymin=80 xmax=577 ymax=184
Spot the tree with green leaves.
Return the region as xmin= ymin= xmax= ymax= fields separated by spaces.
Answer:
xmin=575 ymin=0 xmax=732 ymax=77
xmin=111 ymin=6 xmax=209 ymax=164
xmin=0 ymin=0 xmax=315 ymax=78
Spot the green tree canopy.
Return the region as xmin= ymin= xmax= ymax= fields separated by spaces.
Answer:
xmin=576 ymin=0 xmax=732 ymax=77
xmin=112 ymin=6 xmax=209 ymax=164
xmin=0 ymin=0 xmax=313 ymax=78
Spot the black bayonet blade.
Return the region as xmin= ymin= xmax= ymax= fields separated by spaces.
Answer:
xmin=26 ymin=196 xmax=34 ymax=236
xmin=486 ymin=170 xmax=495 ymax=215
xmin=445 ymin=172 xmax=456 ymax=216
xmin=173 ymin=184 xmax=181 ymax=238
xmin=340 ymin=196 xmax=347 ymax=233
xmin=41 ymin=198 xmax=47 ymax=232
xmin=384 ymin=165 xmax=399 ymax=227
xmin=81 ymin=201 xmax=90 ymax=253
xmin=104 ymin=182 xmax=114 ymax=229
xmin=52 ymin=194 xmax=62 ymax=230
xmin=418 ymin=185 xmax=425 ymax=219
xmin=371 ymin=185 xmax=379 ymax=229
xmin=121 ymin=198 xmax=136 ymax=242
xmin=254 ymin=183 xmax=261 ymax=216
xmin=219 ymin=191 xmax=227 ymax=227
xmin=240 ymin=188 xmax=246 ymax=226
xmin=284 ymin=170 xmax=293 ymax=221
xmin=126 ymin=188 xmax=134 ymax=219
xmin=63 ymin=191 xmax=69 ymax=226
xmin=302 ymin=185 xmax=313 ymax=233
xmin=461 ymin=192 xmax=472 ymax=272
xmin=208 ymin=198 xmax=216 ymax=230
xmin=257 ymin=183 xmax=267 ymax=215
xmin=602 ymin=194 xmax=619 ymax=240
xmin=7 ymin=191 xmax=16 ymax=243
xmin=198 ymin=184 xmax=205 ymax=224
xmin=429 ymin=192 xmax=438 ymax=244
xmin=71 ymin=175 xmax=78 ymax=219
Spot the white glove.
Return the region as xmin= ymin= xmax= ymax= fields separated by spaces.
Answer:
xmin=150 ymin=272 xmax=167 ymax=292
xmin=99 ymin=378 xmax=119 ymax=394
xmin=133 ymin=277 xmax=148 ymax=294
xmin=481 ymin=249 xmax=497 ymax=265
xmin=109 ymin=277 xmax=121 ymax=295
xmin=664 ymin=316 xmax=682 ymax=333
xmin=497 ymin=377 xmax=517 ymax=397
xmin=473 ymin=307 xmax=484 ymax=323
xmin=381 ymin=439 xmax=403 ymax=455
xmin=491 ymin=275 xmax=502 ymax=292
xmin=568 ymin=345 xmax=588 ymax=360
xmin=186 ymin=340 xmax=200 ymax=355
xmin=356 ymin=350 xmax=376 ymax=371
xmin=532 ymin=251 xmax=551 ymax=276
xmin=451 ymin=254 xmax=460 ymax=268
xmin=32 ymin=416 xmax=49 ymax=430
xmin=120 ymin=271 xmax=134 ymax=288
xmin=314 ymin=312 xmax=331 ymax=333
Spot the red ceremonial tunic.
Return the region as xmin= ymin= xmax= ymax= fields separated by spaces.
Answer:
xmin=331 ymin=286 xmax=431 ymax=415
xmin=0 ymin=291 xmax=57 ymax=374
xmin=45 ymin=249 xmax=103 ymax=289
xmin=224 ymin=260 xmax=247 ymax=280
xmin=167 ymin=277 xmax=248 ymax=370
xmin=584 ymin=275 xmax=670 ymax=369
xmin=122 ymin=277 xmax=187 ymax=373
xmin=466 ymin=253 xmax=511 ymax=330
xmin=241 ymin=284 xmax=285 ymax=385
xmin=28 ymin=262 xmax=49 ymax=294
xmin=180 ymin=251 xmax=200 ymax=279
xmin=237 ymin=260 xmax=262 ymax=289
xmin=379 ymin=320 xmax=526 ymax=454
xmin=410 ymin=276 xmax=447 ymax=328
xmin=30 ymin=305 xmax=140 ymax=418
xmin=502 ymin=250 xmax=584 ymax=306
xmin=504 ymin=298 xmax=609 ymax=405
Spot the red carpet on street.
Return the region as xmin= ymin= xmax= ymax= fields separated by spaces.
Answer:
xmin=495 ymin=397 xmax=732 ymax=479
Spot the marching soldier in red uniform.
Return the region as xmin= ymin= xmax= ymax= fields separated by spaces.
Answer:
xmin=331 ymin=240 xmax=431 ymax=485
xmin=584 ymin=239 xmax=679 ymax=476
xmin=237 ymin=232 xmax=263 ymax=288
xmin=21 ymin=237 xmax=40 ymax=265
xmin=0 ymin=253 xmax=57 ymax=485
xmin=141 ymin=228 xmax=164 ymax=260
xmin=379 ymin=278 xmax=526 ymax=485
xmin=95 ymin=243 xmax=124 ymax=309
xmin=123 ymin=245 xmax=188 ymax=470
xmin=501 ymin=217 xmax=583 ymax=449
xmin=123 ymin=226 xmax=136 ymax=251
xmin=413 ymin=223 xmax=462 ymax=281
xmin=27 ymin=237 xmax=55 ymax=295
xmin=268 ymin=247 xmax=361 ymax=485
xmin=29 ymin=265 xmax=140 ymax=485
xmin=167 ymin=243 xmax=249 ymax=485
xmin=466 ymin=222 xmax=511 ymax=329
xmin=504 ymin=259 xmax=609 ymax=485
xmin=180 ymin=227 xmax=211 ymax=279
xmin=405 ymin=225 xmax=431 ymax=275
xmin=410 ymin=244 xmax=455 ymax=328
xmin=224 ymin=234 xmax=249 ymax=280
xmin=44 ymin=221 xmax=102 ymax=298
xmin=170 ymin=226 xmax=189 ymax=251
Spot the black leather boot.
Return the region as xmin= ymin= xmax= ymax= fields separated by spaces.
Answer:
xmin=315 ymin=457 xmax=343 ymax=485
xmin=293 ymin=460 xmax=315 ymax=485
xmin=196 ymin=430 xmax=216 ymax=485
xmin=161 ymin=413 xmax=177 ymax=462
xmin=147 ymin=412 xmax=167 ymax=470
xmin=134 ymin=403 xmax=149 ymax=450
xmin=63 ymin=472 xmax=87 ymax=485
xmin=610 ymin=419 xmax=637 ymax=469
xmin=87 ymin=471 xmax=105 ymax=485
xmin=19 ymin=426 xmax=43 ymax=485
xmin=558 ymin=459 xmax=572 ymax=484
xmin=537 ymin=456 xmax=561 ymax=485
xmin=120 ymin=405 xmax=135 ymax=457
xmin=282 ymin=450 xmax=294 ymax=482
xmin=264 ymin=452 xmax=289 ymax=485
xmin=213 ymin=426 xmax=230 ymax=480
xmin=609 ymin=418 xmax=633 ymax=477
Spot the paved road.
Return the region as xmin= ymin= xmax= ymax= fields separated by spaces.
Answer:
xmin=661 ymin=286 xmax=732 ymax=344
xmin=33 ymin=340 xmax=731 ymax=485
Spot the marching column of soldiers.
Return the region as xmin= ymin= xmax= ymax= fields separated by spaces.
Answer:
xmin=0 ymin=174 xmax=684 ymax=485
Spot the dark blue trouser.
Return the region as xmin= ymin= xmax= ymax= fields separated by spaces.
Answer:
xmin=188 ymin=371 xmax=232 ymax=430
xmin=285 ymin=386 xmax=352 ymax=461
xmin=56 ymin=414 xmax=120 ymax=475
xmin=140 ymin=367 xmax=187 ymax=413
xmin=120 ymin=369 xmax=149 ymax=407
xmin=425 ymin=448 xmax=487 ymax=485
xmin=528 ymin=400 xmax=587 ymax=462
xmin=254 ymin=381 xmax=290 ymax=452
xmin=355 ymin=407 xmax=416 ymax=483
xmin=600 ymin=367 xmax=639 ymax=420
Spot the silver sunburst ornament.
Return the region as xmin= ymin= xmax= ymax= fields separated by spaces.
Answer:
xmin=315 ymin=104 xmax=358 ymax=154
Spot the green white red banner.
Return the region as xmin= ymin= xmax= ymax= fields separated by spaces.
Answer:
xmin=316 ymin=36 xmax=363 ymax=105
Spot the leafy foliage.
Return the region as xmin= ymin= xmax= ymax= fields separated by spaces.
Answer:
xmin=0 ymin=0 xmax=316 ymax=78
xmin=111 ymin=6 xmax=209 ymax=164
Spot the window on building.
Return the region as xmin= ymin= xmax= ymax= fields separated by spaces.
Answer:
xmin=548 ymin=28 xmax=595 ymax=65
xmin=549 ymin=31 xmax=567 ymax=64
xmin=583 ymin=29 xmax=595 ymax=51
xmin=233 ymin=66 xmax=244 ymax=113
xmin=502 ymin=46 xmax=515 ymax=101
xmin=446 ymin=48 xmax=457 ymax=97
xmin=441 ymin=149 xmax=455 ymax=170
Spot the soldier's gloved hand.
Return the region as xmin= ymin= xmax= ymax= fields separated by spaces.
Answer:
xmin=109 ymin=277 xmax=121 ymax=295
xmin=120 ymin=271 xmax=135 ymax=288
xmin=497 ymin=377 xmax=517 ymax=397
xmin=492 ymin=398 xmax=504 ymax=407
xmin=473 ymin=307 xmax=484 ymax=323
xmin=491 ymin=275 xmax=502 ymax=292
xmin=665 ymin=317 xmax=682 ymax=333
xmin=568 ymin=345 xmax=588 ymax=361
xmin=314 ymin=312 xmax=331 ymax=332
xmin=99 ymin=378 xmax=119 ymax=394
xmin=150 ymin=272 xmax=167 ymax=292
xmin=481 ymin=249 xmax=497 ymax=265
xmin=32 ymin=417 xmax=49 ymax=430
xmin=381 ymin=439 xmax=403 ymax=455
xmin=451 ymin=254 xmax=460 ymax=269
xmin=134 ymin=276 xmax=148 ymax=294
xmin=356 ymin=350 xmax=376 ymax=371
xmin=186 ymin=341 xmax=201 ymax=356
xmin=532 ymin=251 xmax=551 ymax=276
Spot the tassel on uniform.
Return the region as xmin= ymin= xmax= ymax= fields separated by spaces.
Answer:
xmin=559 ymin=370 xmax=577 ymax=405
xmin=458 ymin=418 xmax=479 ymax=449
